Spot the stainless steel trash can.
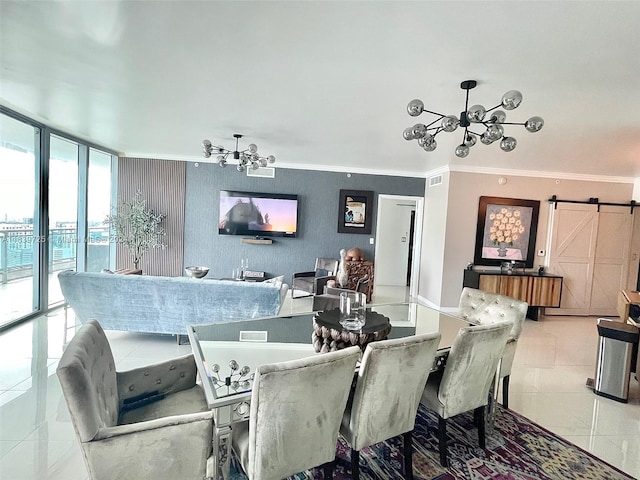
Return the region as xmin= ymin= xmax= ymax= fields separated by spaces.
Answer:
xmin=594 ymin=318 xmax=639 ymax=403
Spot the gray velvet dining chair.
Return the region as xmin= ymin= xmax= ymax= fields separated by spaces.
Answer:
xmin=339 ymin=332 xmax=442 ymax=480
xmin=56 ymin=320 xmax=215 ymax=480
xmin=231 ymin=346 xmax=361 ymax=480
xmin=420 ymin=321 xmax=513 ymax=468
xmin=457 ymin=287 xmax=528 ymax=408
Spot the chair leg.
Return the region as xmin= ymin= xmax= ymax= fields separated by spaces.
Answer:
xmin=475 ymin=406 xmax=486 ymax=449
xmin=438 ymin=415 xmax=448 ymax=468
xmin=351 ymin=449 xmax=360 ymax=480
xmin=502 ymin=375 xmax=510 ymax=409
xmin=322 ymin=460 xmax=335 ymax=479
xmin=403 ymin=431 xmax=414 ymax=480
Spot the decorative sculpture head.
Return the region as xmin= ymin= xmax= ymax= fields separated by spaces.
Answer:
xmin=346 ymin=247 xmax=364 ymax=262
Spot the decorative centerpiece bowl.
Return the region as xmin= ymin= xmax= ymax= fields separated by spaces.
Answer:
xmin=185 ymin=266 xmax=209 ymax=278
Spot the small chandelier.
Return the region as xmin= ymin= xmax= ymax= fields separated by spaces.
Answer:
xmin=404 ymin=80 xmax=544 ymax=158
xmin=202 ymin=134 xmax=276 ymax=172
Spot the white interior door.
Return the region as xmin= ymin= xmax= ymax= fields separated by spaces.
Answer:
xmin=375 ymin=196 xmax=415 ymax=286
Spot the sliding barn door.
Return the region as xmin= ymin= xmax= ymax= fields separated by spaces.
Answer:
xmin=589 ymin=206 xmax=632 ymax=315
xmin=548 ymin=204 xmax=598 ymax=315
xmin=548 ymin=204 xmax=632 ymax=316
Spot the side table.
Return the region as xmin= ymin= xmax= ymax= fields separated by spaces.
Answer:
xmin=312 ymin=308 xmax=391 ymax=353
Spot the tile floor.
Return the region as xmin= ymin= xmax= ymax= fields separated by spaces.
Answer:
xmin=1 ymin=292 xmax=639 ymax=479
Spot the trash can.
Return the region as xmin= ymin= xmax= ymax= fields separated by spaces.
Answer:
xmin=594 ymin=318 xmax=639 ymax=403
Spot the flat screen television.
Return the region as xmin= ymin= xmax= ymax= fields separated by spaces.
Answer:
xmin=218 ymin=190 xmax=298 ymax=238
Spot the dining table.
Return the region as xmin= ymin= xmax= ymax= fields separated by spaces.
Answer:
xmin=187 ymin=301 xmax=490 ymax=480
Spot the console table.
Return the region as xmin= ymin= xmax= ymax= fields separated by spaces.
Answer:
xmin=463 ymin=269 xmax=563 ymax=320
xmin=345 ymin=260 xmax=374 ymax=301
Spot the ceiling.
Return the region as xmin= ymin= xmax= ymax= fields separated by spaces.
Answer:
xmin=1 ymin=1 xmax=639 ymax=179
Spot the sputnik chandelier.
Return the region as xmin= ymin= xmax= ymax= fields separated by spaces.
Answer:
xmin=202 ymin=134 xmax=276 ymax=172
xmin=404 ymin=80 xmax=544 ymax=158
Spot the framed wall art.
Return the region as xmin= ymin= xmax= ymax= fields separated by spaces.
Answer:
xmin=337 ymin=190 xmax=373 ymax=234
xmin=473 ymin=196 xmax=540 ymax=268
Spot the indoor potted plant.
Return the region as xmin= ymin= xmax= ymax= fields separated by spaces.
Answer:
xmin=105 ymin=191 xmax=167 ymax=270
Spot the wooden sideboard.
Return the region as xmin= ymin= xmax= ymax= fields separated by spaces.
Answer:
xmin=463 ymin=269 xmax=563 ymax=320
xmin=345 ymin=260 xmax=374 ymax=301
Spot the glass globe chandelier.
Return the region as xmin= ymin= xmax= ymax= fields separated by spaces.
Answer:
xmin=202 ymin=134 xmax=276 ymax=172
xmin=404 ymin=80 xmax=544 ymax=158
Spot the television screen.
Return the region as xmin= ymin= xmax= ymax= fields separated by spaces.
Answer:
xmin=218 ymin=191 xmax=298 ymax=238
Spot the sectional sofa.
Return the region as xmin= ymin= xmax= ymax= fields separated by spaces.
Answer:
xmin=58 ymin=270 xmax=289 ymax=337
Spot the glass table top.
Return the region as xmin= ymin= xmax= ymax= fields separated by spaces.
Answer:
xmin=187 ymin=301 xmax=471 ymax=407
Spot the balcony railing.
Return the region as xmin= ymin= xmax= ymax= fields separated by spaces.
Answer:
xmin=0 ymin=227 xmax=111 ymax=283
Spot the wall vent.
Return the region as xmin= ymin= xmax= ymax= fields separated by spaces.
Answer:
xmin=429 ymin=174 xmax=443 ymax=187
xmin=239 ymin=331 xmax=268 ymax=342
xmin=246 ymin=167 xmax=276 ymax=178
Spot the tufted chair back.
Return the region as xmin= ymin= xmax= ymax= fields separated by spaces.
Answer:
xmin=458 ymin=287 xmax=528 ymax=341
xmin=457 ymin=287 xmax=528 ymax=408
xmin=57 ymin=320 xmax=119 ymax=442
xmin=56 ymin=320 xmax=214 ymax=480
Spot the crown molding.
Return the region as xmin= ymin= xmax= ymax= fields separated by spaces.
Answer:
xmin=448 ymin=164 xmax=635 ymax=184
xmin=121 ymin=153 xmax=635 ymax=184
xmin=121 ymin=153 xmax=428 ymax=178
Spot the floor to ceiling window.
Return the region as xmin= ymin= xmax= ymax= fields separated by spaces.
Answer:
xmin=48 ymin=135 xmax=79 ymax=306
xmin=87 ymin=149 xmax=113 ymax=272
xmin=0 ymin=107 xmax=117 ymax=330
xmin=0 ymin=113 xmax=39 ymax=323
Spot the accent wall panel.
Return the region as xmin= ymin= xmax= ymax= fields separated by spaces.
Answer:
xmin=117 ymin=157 xmax=186 ymax=276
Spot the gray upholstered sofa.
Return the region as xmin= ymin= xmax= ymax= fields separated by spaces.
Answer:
xmin=58 ymin=270 xmax=289 ymax=336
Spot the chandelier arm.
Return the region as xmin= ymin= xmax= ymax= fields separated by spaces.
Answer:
xmin=422 ymin=109 xmax=447 ymax=118
xmin=425 ymin=118 xmax=442 ymax=129
xmin=496 ymin=121 xmax=527 ymax=126
xmin=466 ymin=128 xmax=484 ymax=136
xmin=485 ymin=103 xmax=503 ymax=113
xmin=461 ymin=127 xmax=469 ymax=144
xmin=464 ymin=87 xmax=471 ymax=113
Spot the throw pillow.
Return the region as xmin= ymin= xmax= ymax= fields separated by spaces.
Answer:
xmin=265 ymin=275 xmax=284 ymax=287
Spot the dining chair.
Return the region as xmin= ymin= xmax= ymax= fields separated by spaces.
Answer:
xmin=420 ymin=321 xmax=513 ymax=467
xmin=56 ymin=320 xmax=215 ymax=480
xmin=457 ymin=287 xmax=528 ymax=408
xmin=231 ymin=346 xmax=361 ymax=480
xmin=340 ymin=332 xmax=442 ymax=479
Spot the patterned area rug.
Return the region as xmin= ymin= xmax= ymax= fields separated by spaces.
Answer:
xmin=230 ymin=404 xmax=634 ymax=479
